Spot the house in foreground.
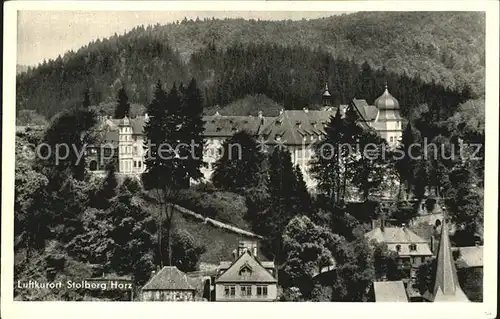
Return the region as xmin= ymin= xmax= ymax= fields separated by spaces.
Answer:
xmin=214 ymin=241 xmax=277 ymax=301
xmin=372 ymin=281 xmax=408 ymax=302
xmin=140 ymin=266 xmax=196 ymax=301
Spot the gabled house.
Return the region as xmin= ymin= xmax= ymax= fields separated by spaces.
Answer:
xmin=365 ymin=223 xmax=433 ymax=274
xmin=140 ymin=266 xmax=196 ymax=301
xmin=214 ymin=242 xmax=277 ymax=301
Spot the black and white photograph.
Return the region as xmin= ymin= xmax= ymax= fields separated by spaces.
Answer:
xmin=2 ymin=1 xmax=498 ymax=317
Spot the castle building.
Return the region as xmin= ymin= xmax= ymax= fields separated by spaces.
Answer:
xmin=87 ymin=85 xmax=403 ymax=188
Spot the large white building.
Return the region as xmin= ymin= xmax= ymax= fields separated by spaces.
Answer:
xmin=88 ymin=85 xmax=403 ymax=187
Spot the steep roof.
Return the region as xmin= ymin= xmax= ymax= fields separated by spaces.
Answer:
xmin=373 ymin=281 xmax=408 ymax=302
xmin=259 ymin=109 xmax=334 ymax=145
xmin=215 ymin=250 xmax=276 ymax=283
xmin=142 ymin=266 xmax=196 ymax=291
xmin=427 ymin=217 xmax=470 ymax=302
xmin=203 ymin=115 xmax=263 ymax=137
xmin=351 ymin=99 xmax=379 ymax=122
xmin=365 ymin=226 xmax=429 ymax=244
xmin=365 ymin=226 xmax=433 ymax=256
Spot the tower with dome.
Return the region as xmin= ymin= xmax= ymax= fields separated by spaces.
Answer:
xmin=372 ymin=84 xmax=403 ymax=147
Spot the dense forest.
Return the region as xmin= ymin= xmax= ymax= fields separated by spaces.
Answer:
xmin=16 ymin=11 xmax=483 ymax=120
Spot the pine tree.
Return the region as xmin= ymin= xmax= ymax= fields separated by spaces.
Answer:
xmin=395 ymin=123 xmax=417 ymax=199
xmin=292 ymin=165 xmax=312 ymax=215
xmin=349 ymin=130 xmax=388 ymax=200
xmin=212 ymin=131 xmax=264 ymax=193
xmin=179 ymin=78 xmax=205 ymax=184
xmin=253 ymin=148 xmax=300 ymax=271
xmin=142 ymin=80 xmax=203 ymax=267
xmin=310 ymin=108 xmax=345 ymax=203
xmin=107 ymin=183 xmax=156 ymax=285
xmin=114 ymin=86 xmax=131 ymax=119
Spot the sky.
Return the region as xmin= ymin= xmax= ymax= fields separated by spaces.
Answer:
xmin=17 ymin=11 xmax=351 ymax=66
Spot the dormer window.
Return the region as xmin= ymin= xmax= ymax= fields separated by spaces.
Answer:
xmin=238 ymin=263 xmax=253 ymax=278
xmin=396 ymin=245 xmax=401 ymax=253
xmin=409 ymin=244 xmax=417 ymax=252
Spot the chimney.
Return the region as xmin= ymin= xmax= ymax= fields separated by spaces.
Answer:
xmin=401 ymin=223 xmax=406 ymax=231
xmin=279 ymin=109 xmax=284 ymax=115
xmin=258 ymin=111 xmax=263 ymax=119
xmin=144 ymin=113 xmax=149 ymax=121
xmin=303 ymin=107 xmax=308 ymax=113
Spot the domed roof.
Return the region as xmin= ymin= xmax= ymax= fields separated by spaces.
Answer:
xmin=375 ymin=84 xmax=399 ymax=110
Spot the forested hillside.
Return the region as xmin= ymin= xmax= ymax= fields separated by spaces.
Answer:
xmin=17 ymin=11 xmax=483 ymax=119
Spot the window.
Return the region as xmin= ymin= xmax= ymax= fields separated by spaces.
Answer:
xmin=257 ymin=286 xmax=268 ymax=297
xmin=240 ymin=285 xmax=252 ymax=297
xmin=133 ymin=161 xmax=137 ymax=168
xmin=139 ymin=161 xmax=142 ymax=168
xmin=390 ymin=136 xmax=394 ymax=143
xmin=409 ymin=244 xmax=417 ymax=252
xmin=395 ymin=244 xmax=401 ymax=253
xmin=224 ymin=286 xmax=236 ymax=297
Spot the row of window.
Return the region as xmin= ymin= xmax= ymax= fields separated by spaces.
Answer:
xmin=120 ymin=146 xmax=140 ymax=154
xmin=120 ymin=160 xmax=144 ymax=172
xmin=389 ymin=136 xmax=400 ymax=143
xmin=395 ymin=244 xmax=418 ymax=252
xmin=223 ymin=285 xmax=268 ymax=297
xmin=133 ymin=160 xmax=143 ymax=168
